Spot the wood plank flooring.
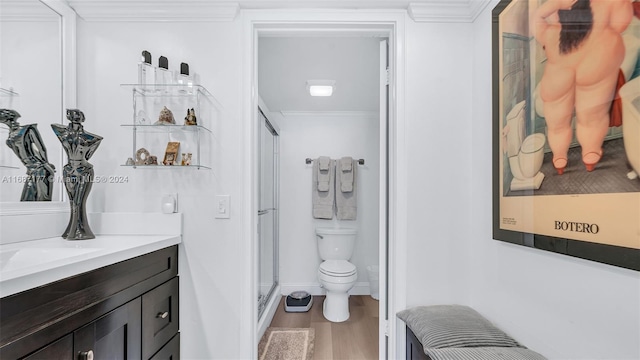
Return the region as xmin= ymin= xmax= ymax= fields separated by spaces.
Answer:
xmin=266 ymin=295 xmax=379 ymax=360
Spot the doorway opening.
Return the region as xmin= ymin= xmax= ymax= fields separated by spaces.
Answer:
xmin=248 ymin=21 xmax=398 ymax=359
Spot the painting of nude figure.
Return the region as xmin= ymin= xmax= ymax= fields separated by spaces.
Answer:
xmin=492 ymin=0 xmax=640 ymax=271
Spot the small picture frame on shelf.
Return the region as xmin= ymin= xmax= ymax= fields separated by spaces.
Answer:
xmin=163 ymin=141 xmax=180 ymax=166
xmin=181 ymin=152 xmax=192 ymax=166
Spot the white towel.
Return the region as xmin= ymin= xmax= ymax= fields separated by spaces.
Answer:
xmin=318 ymin=156 xmax=331 ymax=170
xmin=312 ymin=159 xmax=334 ymax=219
xmin=340 ymin=156 xmax=354 ymax=192
xmin=317 ymin=156 xmax=331 ymax=192
xmin=336 ymin=159 xmax=357 ymax=220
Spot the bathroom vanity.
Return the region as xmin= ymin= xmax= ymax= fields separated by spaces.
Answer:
xmin=0 ymin=235 xmax=180 ymax=359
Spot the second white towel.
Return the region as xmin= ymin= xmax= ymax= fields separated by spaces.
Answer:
xmin=336 ymin=157 xmax=357 ymax=220
xmin=312 ymin=157 xmax=335 ymax=219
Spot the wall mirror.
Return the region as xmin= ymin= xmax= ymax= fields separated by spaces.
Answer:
xmin=0 ymin=0 xmax=75 ymax=207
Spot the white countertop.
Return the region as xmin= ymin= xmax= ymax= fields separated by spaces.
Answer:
xmin=0 ymin=234 xmax=181 ymax=298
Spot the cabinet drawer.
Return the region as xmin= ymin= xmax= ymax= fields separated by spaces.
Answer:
xmin=142 ymin=277 xmax=179 ymax=359
xmin=149 ymin=333 xmax=180 ymax=360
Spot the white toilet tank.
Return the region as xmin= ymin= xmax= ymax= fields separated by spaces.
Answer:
xmin=316 ymin=227 xmax=357 ymax=261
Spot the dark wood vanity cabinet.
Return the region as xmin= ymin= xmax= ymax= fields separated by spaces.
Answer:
xmin=0 ymin=245 xmax=179 ymax=360
xmin=73 ymin=297 xmax=142 ymax=359
xmin=22 ymin=335 xmax=73 ymax=360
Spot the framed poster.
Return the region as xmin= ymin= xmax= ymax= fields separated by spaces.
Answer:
xmin=492 ymin=0 xmax=640 ymax=271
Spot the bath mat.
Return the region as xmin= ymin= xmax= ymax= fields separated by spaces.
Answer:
xmin=258 ymin=327 xmax=315 ymax=360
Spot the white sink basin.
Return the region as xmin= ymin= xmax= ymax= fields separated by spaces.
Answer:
xmin=0 ymin=247 xmax=101 ymax=272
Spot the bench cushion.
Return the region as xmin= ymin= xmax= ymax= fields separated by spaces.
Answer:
xmin=425 ymin=347 xmax=547 ymax=360
xmin=397 ymin=305 xmax=521 ymax=349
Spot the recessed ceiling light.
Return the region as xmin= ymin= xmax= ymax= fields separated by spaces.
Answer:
xmin=306 ymin=80 xmax=335 ymax=97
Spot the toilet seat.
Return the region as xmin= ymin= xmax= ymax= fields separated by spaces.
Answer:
xmin=319 ymin=260 xmax=357 ymax=277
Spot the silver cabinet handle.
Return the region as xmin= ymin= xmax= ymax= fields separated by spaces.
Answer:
xmin=79 ymin=350 xmax=94 ymax=360
xmin=157 ymin=311 xmax=169 ymax=319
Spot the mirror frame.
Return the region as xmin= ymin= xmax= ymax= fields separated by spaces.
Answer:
xmin=0 ymin=0 xmax=76 ymax=215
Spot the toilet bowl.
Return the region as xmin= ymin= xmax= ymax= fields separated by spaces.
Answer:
xmin=316 ymin=227 xmax=358 ymax=322
xmin=619 ymin=76 xmax=640 ymax=179
xmin=504 ymin=100 xmax=546 ymax=190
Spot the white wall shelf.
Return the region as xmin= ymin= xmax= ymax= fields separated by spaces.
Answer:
xmin=121 ymin=84 xmax=218 ymax=170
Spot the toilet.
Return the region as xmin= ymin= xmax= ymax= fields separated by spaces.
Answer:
xmin=504 ymin=100 xmax=546 ymax=191
xmin=316 ymin=227 xmax=358 ymax=322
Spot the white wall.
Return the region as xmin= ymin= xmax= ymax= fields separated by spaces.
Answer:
xmin=402 ymin=19 xmax=474 ymax=307
xmin=274 ymin=111 xmax=380 ymax=295
xmin=76 ymin=19 xmax=246 ymax=359
xmin=469 ymin=2 xmax=640 ymax=359
xmin=70 ymin=5 xmax=640 ymax=360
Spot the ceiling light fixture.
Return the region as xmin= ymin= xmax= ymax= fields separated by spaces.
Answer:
xmin=307 ymin=80 xmax=335 ymax=97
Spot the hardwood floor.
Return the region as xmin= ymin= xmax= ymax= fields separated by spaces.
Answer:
xmin=267 ymin=295 xmax=379 ymax=360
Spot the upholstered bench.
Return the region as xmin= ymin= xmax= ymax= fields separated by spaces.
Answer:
xmin=397 ymin=305 xmax=547 ymax=360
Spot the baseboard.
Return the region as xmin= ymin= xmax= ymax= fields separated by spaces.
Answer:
xmin=280 ymin=282 xmax=372 ymax=296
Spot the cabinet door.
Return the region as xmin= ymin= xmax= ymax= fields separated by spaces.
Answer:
xmin=22 ymin=334 xmax=73 ymax=360
xmin=142 ymin=277 xmax=179 ymax=359
xmin=74 ymin=298 xmax=142 ymax=360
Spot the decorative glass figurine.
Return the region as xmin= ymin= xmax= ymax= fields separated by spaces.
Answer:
xmin=51 ymin=109 xmax=103 ymax=240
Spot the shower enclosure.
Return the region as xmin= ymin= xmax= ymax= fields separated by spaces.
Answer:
xmin=257 ymin=108 xmax=279 ymax=319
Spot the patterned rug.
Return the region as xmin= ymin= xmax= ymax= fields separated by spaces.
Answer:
xmin=258 ymin=327 xmax=315 ymax=360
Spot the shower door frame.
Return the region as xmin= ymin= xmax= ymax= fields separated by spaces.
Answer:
xmin=242 ymin=10 xmax=408 ymax=360
xmin=257 ymin=107 xmax=279 ymax=320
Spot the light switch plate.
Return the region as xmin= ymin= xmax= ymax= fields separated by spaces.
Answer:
xmin=215 ymin=195 xmax=230 ymax=219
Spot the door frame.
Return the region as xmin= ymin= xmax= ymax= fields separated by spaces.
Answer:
xmin=256 ymin=107 xmax=280 ymax=323
xmin=241 ymin=10 xmax=408 ymax=359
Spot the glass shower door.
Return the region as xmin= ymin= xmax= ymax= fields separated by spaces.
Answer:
xmin=258 ymin=109 xmax=279 ymax=319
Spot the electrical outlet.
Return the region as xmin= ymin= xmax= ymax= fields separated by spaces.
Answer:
xmin=215 ymin=195 xmax=230 ymax=219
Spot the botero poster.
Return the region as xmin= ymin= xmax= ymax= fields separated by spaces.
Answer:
xmin=492 ymin=0 xmax=640 ymax=270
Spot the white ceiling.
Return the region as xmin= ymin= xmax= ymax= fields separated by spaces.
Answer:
xmin=258 ymin=36 xmax=382 ymax=112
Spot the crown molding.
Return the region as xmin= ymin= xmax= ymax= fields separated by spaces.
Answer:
xmin=240 ymin=0 xmax=409 ymax=10
xmin=0 ymin=1 xmax=60 ymax=22
xmin=66 ymin=1 xmax=240 ymax=22
xmin=408 ymin=0 xmax=491 ymax=23
xmin=59 ymin=0 xmax=489 ymax=23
